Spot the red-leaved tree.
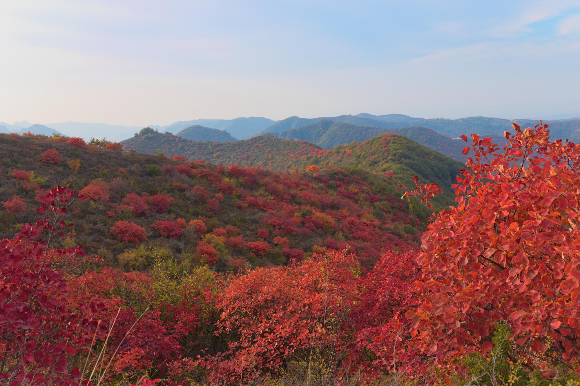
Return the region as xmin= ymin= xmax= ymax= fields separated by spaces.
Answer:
xmin=407 ymin=122 xmax=580 ymax=373
xmin=3 ymin=195 xmax=26 ymax=214
xmin=11 ymin=169 xmax=31 ymax=182
xmin=67 ymin=137 xmax=86 ymax=148
xmin=149 ymin=194 xmax=173 ymax=213
xmin=0 ymin=186 xmax=96 ymax=384
xmin=79 ymin=179 xmax=110 ymax=201
xmin=41 ymin=149 xmax=62 ymax=164
xmin=202 ymin=250 xmax=361 ymax=383
xmin=245 ymin=241 xmax=271 ymax=256
xmin=110 ymin=221 xmax=147 ymax=243
xmin=151 ymin=220 xmax=183 ymax=239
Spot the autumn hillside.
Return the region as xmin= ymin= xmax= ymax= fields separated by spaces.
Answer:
xmin=276 ymin=120 xmax=470 ymax=162
xmin=0 ymin=133 xmax=425 ymax=271
xmin=175 ymin=125 xmax=237 ymax=142
xmin=122 ymin=130 xmax=464 ymax=207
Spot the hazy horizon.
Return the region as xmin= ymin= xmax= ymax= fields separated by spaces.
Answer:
xmin=1 ymin=0 xmax=579 ymax=130
xmin=2 ymin=111 xmax=580 ymax=134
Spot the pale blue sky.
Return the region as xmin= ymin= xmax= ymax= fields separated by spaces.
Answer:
xmin=1 ymin=0 xmax=579 ymax=126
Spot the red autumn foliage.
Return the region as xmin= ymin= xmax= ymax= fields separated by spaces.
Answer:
xmin=217 ymin=182 xmax=234 ymax=195
xmin=281 ymin=248 xmax=304 ymax=262
xmin=79 ymin=179 xmax=110 ymax=201
xmin=192 ymin=185 xmax=209 ymax=203
xmin=305 ymin=164 xmax=321 ymax=172
xmin=212 ymin=228 xmax=228 ymax=237
xmin=110 ymin=221 xmax=147 ymax=243
xmin=188 ymin=219 xmax=207 ymax=235
xmin=227 ymin=235 xmax=244 ymax=249
xmin=245 ymin=241 xmax=271 ymax=256
xmin=41 ymin=149 xmax=62 ymax=164
xmin=257 ymin=228 xmax=269 ymax=240
xmin=0 ymin=186 xmax=95 ymax=384
xmin=348 ymin=250 xmax=421 ymax=377
xmin=176 ymin=218 xmax=187 ymax=228
xmin=151 ymin=220 xmax=183 ymax=239
xmin=3 ymin=195 xmax=26 ymax=214
xmin=123 ymin=193 xmax=149 ymax=216
xmin=11 ymin=169 xmax=31 ymax=181
xmin=203 ymin=250 xmax=360 ymax=383
xmin=206 ymin=198 xmax=220 ymax=214
xmin=406 ymin=122 xmax=580 ymax=371
xmin=105 ymin=142 xmax=124 ymax=151
xmin=67 ymin=137 xmax=86 ymax=148
xmin=196 ymin=242 xmax=218 ymax=265
xmin=273 ymin=236 xmax=290 ymax=248
xmin=176 ymin=164 xmax=195 ymax=176
xmin=149 ymin=194 xmax=173 ymax=213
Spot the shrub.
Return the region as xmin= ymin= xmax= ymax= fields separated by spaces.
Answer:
xmin=41 ymin=149 xmax=62 ymax=164
xmin=205 ymin=250 xmax=360 ymax=383
xmin=67 ymin=137 xmax=86 ymax=148
xmin=207 ymin=198 xmax=219 ymax=214
xmin=145 ymin=165 xmax=161 ymax=176
xmin=212 ymin=228 xmax=228 ymax=237
xmin=149 ymin=194 xmax=173 ymax=213
xmin=217 ymin=182 xmax=234 ymax=195
xmin=122 ymin=193 xmax=149 ymax=216
xmin=11 ymin=169 xmax=30 ymax=181
xmin=193 ymin=186 xmax=209 ymax=203
xmin=188 ymin=219 xmax=207 ymax=235
xmin=282 ymin=248 xmax=304 ymax=262
xmin=273 ymin=236 xmax=290 ymax=248
xmin=306 ymin=165 xmax=321 ymax=172
xmin=196 ymin=242 xmax=218 ymax=265
xmin=245 ymin=241 xmax=271 ymax=256
xmin=110 ymin=221 xmax=147 ymax=243
xmin=3 ymin=195 xmax=26 ymax=214
xmin=151 ymin=220 xmax=183 ymax=239
xmin=227 ymin=235 xmax=244 ymax=249
xmin=105 ymin=143 xmax=123 ymax=151
xmin=79 ymin=180 xmax=110 ymax=201
xmin=176 ymin=164 xmax=195 ymax=176
xmin=257 ymin=229 xmax=269 ymax=240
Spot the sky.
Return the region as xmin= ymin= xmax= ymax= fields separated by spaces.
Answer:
xmin=0 ymin=0 xmax=579 ymax=127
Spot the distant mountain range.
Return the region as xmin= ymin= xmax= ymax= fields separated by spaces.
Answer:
xmin=3 ymin=114 xmax=579 ymax=156
xmin=0 ymin=122 xmax=60 ymax=136
xmin=152 ymin=117 xmax=275 ymax=139
xmin=260 ymin=114 xmax=580 ymax=142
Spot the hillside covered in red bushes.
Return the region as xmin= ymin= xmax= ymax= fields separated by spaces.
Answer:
xmin=123 ymin=129 xmax=464 ymax=208
xmin=0 ymin=133 xmax=423 ymax=271
xmin=4 ymin=124 xmax=580 ymax=385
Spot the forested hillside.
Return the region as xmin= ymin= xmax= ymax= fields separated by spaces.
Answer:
xmin=176 ymin=125 xmax=237 ymax=142
xmin=260 ymin=113 xmax=580 ymax=144
xmin=5 ymin=124 xmax=580 ymax=385
xmin=123 ymin=130 xmax=464 ymax=207
xmin=277 ymin=120 xmax=469 ymax=161
xmin=0 ymin=133 xmax=424 ymax=272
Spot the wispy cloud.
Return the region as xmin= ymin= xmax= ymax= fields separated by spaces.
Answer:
xmin=485 ymin=0 xmax=580 ymax=38
xmin=558 ymin=14 xmax=580 ymax=35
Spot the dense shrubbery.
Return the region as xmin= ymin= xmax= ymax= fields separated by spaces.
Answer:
xmin=122 ymin=132 xmax=462 ymax=208
xmin=5 ymin=124 xmax=580 ymax=385
xmin=111 ymin=220 xmax=148 ymax=243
